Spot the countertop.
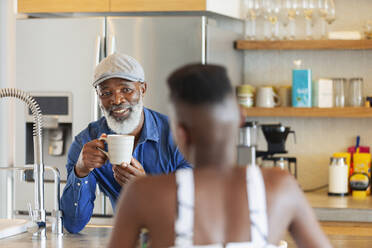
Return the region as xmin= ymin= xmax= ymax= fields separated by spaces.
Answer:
xmin=2 ymin=192 xmax=372 ymax=247
xmin=0 ymin=218 xmax=113 ymax=248
xmin=2 ymin=217 xmax=372 ymax=247
xmin=305 ymin=189 xmax=372 ymax=222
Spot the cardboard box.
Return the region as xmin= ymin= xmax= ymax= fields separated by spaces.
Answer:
xmin=292 ymin=69 xmax=312 ymax=107
xmin=313 ymin=78 xmax=333 ymax=108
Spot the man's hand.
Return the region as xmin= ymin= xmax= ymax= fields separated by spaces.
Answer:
xmin=112 ymin=157 xmax=146 ymax=186
xmin=75 ymin=134 xmax=108 ymax=178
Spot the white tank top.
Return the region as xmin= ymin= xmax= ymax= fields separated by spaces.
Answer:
xmin=172 ymin=166 xmax=285 ymax=248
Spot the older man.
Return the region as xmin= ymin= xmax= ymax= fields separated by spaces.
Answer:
xmin=61 ymin=52 xmax=190 ymax=233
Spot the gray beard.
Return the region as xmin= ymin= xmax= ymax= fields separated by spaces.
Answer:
xmin=101 ymin=98 xmax=143 ymax=135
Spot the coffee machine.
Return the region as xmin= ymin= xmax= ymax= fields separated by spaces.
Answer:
xmin=237 ymin=121 xmax=297 ymax=178
xmin=257 ymin=123 xmax=298 ymax=178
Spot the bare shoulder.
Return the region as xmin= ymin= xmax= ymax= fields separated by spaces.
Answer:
xmin=117 ymin=173 xmax=176 ymax=212
xmin=260 ymin=167 xmax=303 ymax=207
xmin=122 ymin=173 xmax=175 ymax=199
xmin=261 ymin=167 xmax=299 ymax=191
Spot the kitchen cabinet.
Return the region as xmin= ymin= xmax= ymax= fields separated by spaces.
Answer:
xmin=17 ymin=0 xmax=242 ymax=19
xmin=110 ymin=0 xmax=205 ymax=12
xmin=18 ymin=0 xmax=110 ymax=13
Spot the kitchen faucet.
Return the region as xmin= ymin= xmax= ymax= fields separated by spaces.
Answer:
xmin=0 ymin=88 xmax=63 ymax=239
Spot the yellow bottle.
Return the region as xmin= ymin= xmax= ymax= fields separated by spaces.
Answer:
xmin=353 ymin=153 xmax=371 ymax=195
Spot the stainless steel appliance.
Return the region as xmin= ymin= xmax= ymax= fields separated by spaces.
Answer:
xmin=15 ymin=15 xmax=243 ymax=214
xmin=24 ymin=92 xmax=72 ymax=181
xmin=237 ymin=120 xmax=258 ymax=166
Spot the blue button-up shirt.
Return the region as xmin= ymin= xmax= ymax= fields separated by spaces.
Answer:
xmin=60 ymin=108 xmax=190 ymax=233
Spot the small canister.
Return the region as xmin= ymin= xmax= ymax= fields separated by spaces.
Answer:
xmin=328 ymin=157 xmax=349 ymax=196
xmin=236 ymin=84 xmax=255 ymax=107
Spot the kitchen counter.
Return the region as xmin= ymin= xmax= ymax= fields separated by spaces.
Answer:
xmin=286 ymin=221 xmax=372 ymax=248
xmin=1 ymin=216 xmax=372 ymax=247
xmin=2 ymin=192 xmax=372 ymax=247
xmin=0 ymin=218 xmax=113 ymax=248
xmin=305 ymin=189 xmax=372 ymax=222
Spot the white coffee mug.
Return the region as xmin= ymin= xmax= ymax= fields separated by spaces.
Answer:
xmin=256 ymin=86 xmax=280 ymax=108
xmin=98 ymin=134 xmax=134 ymax=165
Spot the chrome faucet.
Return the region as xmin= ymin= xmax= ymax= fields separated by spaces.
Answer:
xmin=0 ymin=88 xmax=63 ymax=239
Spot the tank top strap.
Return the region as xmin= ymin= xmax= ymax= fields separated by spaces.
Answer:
xmin=246 ymin=165 xmax=269 ymax=245
xmin=174 ymin=169 xmax=195 ymax=247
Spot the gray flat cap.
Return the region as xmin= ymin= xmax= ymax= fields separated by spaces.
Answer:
xmin=93 ymin=52 xmax=145 ymax=87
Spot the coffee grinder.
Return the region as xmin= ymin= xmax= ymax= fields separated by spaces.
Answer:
xmin=256 ymin=123 xmax=298 ymax=178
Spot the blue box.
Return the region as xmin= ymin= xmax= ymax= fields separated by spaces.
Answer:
xmin=292 ymin=69 xmax=312 ymax=107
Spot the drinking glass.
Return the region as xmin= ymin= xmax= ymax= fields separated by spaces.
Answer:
xmin=280 ymin=0 xmax=300 ymax=40
xmin=263 ymin=0 xmax=281 ymax=40
xmin=363 ymin=20 xmax=372 ymax=39
xmin=349 ymin=78 xmax=364 ymax=107
xmin=333 ymin=78 xmax=347 ymax=107
xmin=244 ymin=0 xmax=263 ymax=40
xmin=302 ymin=0 xmax=316 ymax=39
xmin=319 ymin=0 xmax=336 ymax=39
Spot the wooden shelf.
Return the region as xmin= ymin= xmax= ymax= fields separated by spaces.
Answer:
xmin=235 ymin=40 xmax=372 ymax=50
xmin=242 ymin=107 xmax=372 ymax=118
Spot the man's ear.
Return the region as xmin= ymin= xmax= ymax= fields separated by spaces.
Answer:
xmin=140 ymin=82 xmax=147 ymax=96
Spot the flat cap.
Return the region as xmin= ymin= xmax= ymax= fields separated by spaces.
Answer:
xmin=93 ymin=52 xmax=145 ymax=87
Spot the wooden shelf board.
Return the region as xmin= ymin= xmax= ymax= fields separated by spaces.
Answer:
xmin=235 ymin=40 xmax=372 ymax=50
xmin=242 ymin=107 xmax=372 ymax=118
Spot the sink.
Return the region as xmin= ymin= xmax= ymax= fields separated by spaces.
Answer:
xmin=0 ymin=219 xmax=28 ymax=239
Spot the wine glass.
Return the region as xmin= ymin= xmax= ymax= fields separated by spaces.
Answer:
xmin=263 ymin=0 xmax=281 ymax=40
xmin=302 ymin=0 xmax=316 ymax=39
xmin=244 ymin=0 xmax=263 ymax=40
xmin=319 ymin=0 xmax=335 ymax=39
xmin=280 ymin=0 xmax=300 ymax=40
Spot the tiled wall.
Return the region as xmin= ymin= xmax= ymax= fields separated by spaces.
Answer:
xmin=243 ymin=0 xmax=372 ymax=189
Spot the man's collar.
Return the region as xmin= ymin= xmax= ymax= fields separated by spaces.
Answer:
xmin=138 ymin=107 xmax=160 ymax=143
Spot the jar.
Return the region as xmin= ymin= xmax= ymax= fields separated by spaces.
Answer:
xmin=328 ymin=157 xmax=348 ymax=196
xmin=236 ymin=84 xmax=255 ymax=107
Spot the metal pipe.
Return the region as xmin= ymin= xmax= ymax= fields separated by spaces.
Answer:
xmin=45 ymin=166 xmax=63 ymax=236
xmin=0 ymin=165 xmax=63 ymax=236
xmin=0 ymin=88 xmax=46 ymax=239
